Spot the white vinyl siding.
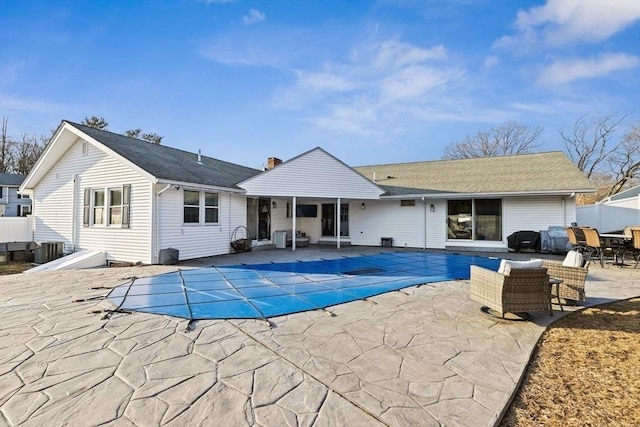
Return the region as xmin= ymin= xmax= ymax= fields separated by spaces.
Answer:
xmin=240 ymin=148 xmax=383 ymax=199
xmin=349 ymin=200 xmax=426 ymax=248
xmin=33 ymin=139 xmax=153 ymax=263
xmin=505 ymin=196 xmax=575 ymax=237
xmin=157 ymin=189 xmax=246 ymax=261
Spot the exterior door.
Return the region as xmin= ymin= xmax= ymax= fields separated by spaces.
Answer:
xmin=321 ymin=204 xmax=334 ymax=236
xmin=322 ymin=203 xmax=349 ymax=237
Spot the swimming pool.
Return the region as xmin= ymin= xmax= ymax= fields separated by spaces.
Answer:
xmin=107 ymin=252 xmax=500 ymax=320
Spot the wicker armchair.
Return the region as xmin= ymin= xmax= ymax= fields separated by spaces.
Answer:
xmin=540 ymin=259 xmax=589 ymax=302
xmin=470 ymin=265 xmax=551 ymax=318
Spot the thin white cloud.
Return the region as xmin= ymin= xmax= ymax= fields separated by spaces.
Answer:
xmin=243 ymin=9 xmax=266 ymax=26
xmin=199 ymin=38 xmax=279 ymax=67
xmin=497 ymin=0 xmax=640 ymax=48
xmin=537 ymin=52 xmax=640 ymax=85
xmin=197 ymin=0 xmax=238 ymax=4
xmin=296 ymin=71 xmax=356 ymax=92
xmin=374 ymin=41 xmax=447 ymax=68
xmin=482 ymin=55 xmax=499 ymax=71
xmin=0 ymin=93 xmax=69 ymax=113
xmin=275 ymin=39 xmax=467 ymax=137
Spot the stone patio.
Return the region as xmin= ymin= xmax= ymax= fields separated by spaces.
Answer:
xmin=1 ymin=247 xmax=638 ymax=426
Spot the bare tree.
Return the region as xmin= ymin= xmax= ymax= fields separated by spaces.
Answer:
xmin=443 ymin=121 xmax=542 ymax=159
xmin=1 ymin=117 xmax=13 ymax=173
xmin=605 ymin=119 xmax=640 ymax=196
xmin=560 ymin=113 xmax=638 ymax=198
xmin=11 ymin=133 xmax=46 ymax=175
xmin=81 ymin=116 xmax=109 ymax=130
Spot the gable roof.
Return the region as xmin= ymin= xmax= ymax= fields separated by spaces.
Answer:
xmin=71 ymin=122 xmax=261 ymax=189
xmin=354 ymin=152 xmax=595 ymax=197
xmin=0 ymin=173 xmax=26 ymax=187
xmin=22 ymin=121 xmax=261 ymax=191
xmin=238 ymin=147 xmax=385 ymax=199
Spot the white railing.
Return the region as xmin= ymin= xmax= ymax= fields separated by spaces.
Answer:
xmin=0 ymin=216 xmax=34 ymax=242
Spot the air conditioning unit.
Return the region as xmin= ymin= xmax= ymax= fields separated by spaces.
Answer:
xmin=34 ymin=242 xmax=64 ymax=264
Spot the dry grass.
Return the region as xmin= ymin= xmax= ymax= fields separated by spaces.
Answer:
xmin=0 ymin=261 xmax=33 ymax=275
xmin=501 ymin=297 xmax=640 ymax=427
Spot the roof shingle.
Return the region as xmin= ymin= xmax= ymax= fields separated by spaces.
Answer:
xmin=70 ymin=122 xmax=261 ymax=189
xmin=354 ymin=152 xmax=594 ymax=196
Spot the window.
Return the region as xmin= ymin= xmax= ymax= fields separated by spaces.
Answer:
xmin=109 ymin=188 xmax=122 ymax=225
xmin=18 ymin=193 xmax=29 ymax=199
xmin=0 ymin=187 xmax=3 ymax=198
xmin=400 ymin=199 xmax=416 ymax=207
xmin=19 ymin=205 xmax=32 ymax=216
xmin=204 ymin=192 xmax=219 ymax=223
xmin=93 ymin=189 xmax=105 ymax=225
xmin=183 ymin=190 xmax=200 ymax=223
xmin=83 ymin=185 xmax=130 ymax=228
xmin=447 ymin=199 xmax=502 ymax=241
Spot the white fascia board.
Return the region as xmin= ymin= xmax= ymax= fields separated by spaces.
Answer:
xmin=157 ymin=179 xmax=246 ymax=194
xmin=20 ymin=122 xmax=73 ymax=191
xmin=380 ymin=189 xmax=596 ymax=199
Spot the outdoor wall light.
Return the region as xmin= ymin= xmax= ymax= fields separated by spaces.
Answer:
xmin=272 ymin=201 xmax=277 ymax=209
xmin=430 ymin=204 xmax=435 ymax=212
xmin=361 ymin=202 xmax=366 ymax=210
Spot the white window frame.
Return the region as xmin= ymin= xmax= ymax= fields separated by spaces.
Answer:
xmin=92 ymin=189 xmax=106 ymax=226
xmin=204 ymin=192 xmax=219 ymax=224
xmin=183 ymin=190 xmax=200 ymax=225
xmin=19 ymin=205 xmax=32 ymax=216
xmin=183 ymin=190 xmax=220 ymax=225
xmin=84 ymin=185 xmax=130 ymax=228
xmin=108 ymin=188 xmax=123 ymax=226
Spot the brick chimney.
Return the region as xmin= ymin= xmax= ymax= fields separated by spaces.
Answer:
xmin=267 ymin=157 xmax=282 ymax=169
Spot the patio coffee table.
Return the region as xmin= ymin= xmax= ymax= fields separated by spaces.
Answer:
xmin=550 ymin=278 xmax=564 ymax=312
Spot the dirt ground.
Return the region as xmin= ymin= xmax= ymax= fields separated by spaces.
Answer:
xmin=0 ymin=261 xmax=33 ymax=275
xmin=501 ymin=297 xmax=640 ymax=427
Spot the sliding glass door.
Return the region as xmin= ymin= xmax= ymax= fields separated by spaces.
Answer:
xmin=447 ymin=199 xmax=502 ymax=241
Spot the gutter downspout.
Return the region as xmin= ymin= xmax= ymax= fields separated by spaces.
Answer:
xmin=154 ymin=184 xmax=172 ymax=263
xmin=71 ymin=174 xmax=78 ymax=252
xmin=563 ymin=192 xmax=575 ymax=227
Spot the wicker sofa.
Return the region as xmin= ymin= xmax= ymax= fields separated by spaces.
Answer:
xmin=539 ymin=258 xmax=589 ymax=302
xmin=470 ymin=265 xmax=551 ymax=318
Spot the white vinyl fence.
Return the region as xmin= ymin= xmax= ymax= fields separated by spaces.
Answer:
xmin=0 ymin=216 xmax=34 ymax=242
xmin=576 ymin=205 xmax=640 ymax=233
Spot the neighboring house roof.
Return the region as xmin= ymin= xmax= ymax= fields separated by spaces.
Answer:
xmin=71 ymin=122 xmax=261 ymax=189
xmin=0 ymin=173 xmax=26 ymax=187
xmin=354 ymin=152 xmax=595 ymax=197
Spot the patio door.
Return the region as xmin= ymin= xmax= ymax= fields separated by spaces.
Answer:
xmin=321 ymin=203 xmax=349 ymax=237
xmin=247 ymin=197 xmax=271 ymax=240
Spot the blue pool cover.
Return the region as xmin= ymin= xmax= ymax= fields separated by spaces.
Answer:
xmin=107 ymin=252 xmax=500 ymax=320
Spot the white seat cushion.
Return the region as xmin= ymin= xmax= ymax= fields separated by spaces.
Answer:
xmin=562 ymin=250 xmax=584 ymax=268
xmin=497 ymin=259 xmax=544 ymax=275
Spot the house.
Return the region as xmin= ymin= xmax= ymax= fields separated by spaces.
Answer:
xmin=19 ymin=120 xmax=595 ymax=264
xmin=0 ymin=173 xmax=32 ymax=217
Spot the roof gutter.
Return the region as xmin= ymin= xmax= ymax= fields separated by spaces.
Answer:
xmin=156 ymin=179 xmax=246 ymax=194
xmin=380 ymin=189 xmax=596 ymax=199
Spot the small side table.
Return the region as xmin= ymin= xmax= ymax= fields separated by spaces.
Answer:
xmin=549 ymin=278 xmax=564 ymax=313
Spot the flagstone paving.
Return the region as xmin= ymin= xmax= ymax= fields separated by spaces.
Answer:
xmin=1 ymin=248 xmax=638 ymax=426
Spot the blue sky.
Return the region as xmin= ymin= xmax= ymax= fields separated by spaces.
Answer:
xmin=1 ymin=0 xmax=639 ymax=169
